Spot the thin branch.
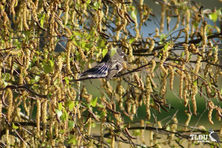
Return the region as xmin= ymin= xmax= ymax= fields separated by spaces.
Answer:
xmin=1 ymin=114 xmax=30 ymax=146
xmin=0 ymin=85 xmax=48 ymax=98
xmin=133 ymin=32 xmax=222 ymax=54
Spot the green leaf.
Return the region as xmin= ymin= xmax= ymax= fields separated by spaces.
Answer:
xmin=30 ymin=75 xmax=40 ymax=84
xmin=68 ymin=120 xmax=75 ymax=129
xmin=166 ymin=125 xmax=170 ymax=131
xmin=102 ymin=48 xmax=108 ymax=57
xmin=193 ymin=22 xmax=199 ymax=28
xmin=163 ymin=42 xmax=170 ymax=51
xmin=97 ymin=103 xmax=105 ymax=109
xmin=160 ymin=34 xmax=167 ymax=40
xmin=58 ymin=102 xmax=63 ymax=110
xmin=43 ymin=59 xmax=54 ymax=73
xmin=55 ymin=109 xmax=63 ymax=118
xmin=40 ymin=13 xmax=45 ymax=28
xmin=106 ymin=139 xmax=112 ymax=144
xmin=90 ymin=97 xmax=98 ymax=107
xmin=193 ymin=80 xmax=198 ymax=86
xmin=68 ymin=101 xmax=75 ymax=111
xmin=68 ymin=136 xmax=77 ymax=145
xmin=128 ymin=38 xmax=135 ymax=44
xmin=209 ymin=12 xmax=218 ymax=22
xmin=158 ymin=53 xmax=162 ymax=59
xmin=131 ymin=7 xmax=137 ymax=20
xmin=86 ymin=0 xmax=91 ymax=5
xmin=145 ymin=121 xmax=151 ymax=124
xmin=73 ymin=31 xmax=82 ymax=38
xmin=70 ymin=34 xmax=75 ymax=41
xmin=61 ymin=109 xmax=68 ymax=121
xmin=64 ymin=77 xmax=69 ymax=85
xmin=181 ymin=51 xmax=185 ymax=57
xmin=98 ymin=39 xmax=106 ymax=49
xmin=12 ymin=123 xmax=19 ymax=130
xmin=91 ymin=122 xmax=96 ymax=128
xmin=93 ymin=1 xmax=100 ymax=10
xmin=47 ymin=93 xmax=52 ymax=99
xmin=85 ymin=43 xmax=93 ymax=49
xmin=2 ymin=73 xmax=11 ymax=81
xmin=14 ymin=39 xmax=21 ymax=48
xmin=132 ymin=130 xmax=141 ymax=136
xmin=99 ymin=109 xmax=106 ymax=118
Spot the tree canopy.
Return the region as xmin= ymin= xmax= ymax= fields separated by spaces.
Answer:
xmin=0 ymin=0 xmax=222 ymax=147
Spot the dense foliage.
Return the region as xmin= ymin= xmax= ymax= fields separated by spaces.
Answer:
xmin=0 ymin=0 xmax=222 ymax=147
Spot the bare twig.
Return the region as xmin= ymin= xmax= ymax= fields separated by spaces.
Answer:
xmin=0 ymin=85 xmax=48 ymax=98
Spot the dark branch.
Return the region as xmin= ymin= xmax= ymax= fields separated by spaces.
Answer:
xmin=0 ymin=85 xmax=48 ymax=98
xmin=133 ymin=32 xmax=222 ymax=54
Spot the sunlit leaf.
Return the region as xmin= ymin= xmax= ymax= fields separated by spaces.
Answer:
xmin=55 ymin=109 xmax=63 ymax=118
xmin=61 ymin=109 xmax=68 ymax=121
xmin=193 ymin=80 xmax=198 ymax=86
xmin=128 ymin=38 xmax=135 ymax=44
xmin=68 ymin=136 xmax=77 ymax=145
xmin=131 ymin=7 xmax=137 ymax=20
xmin=166 ymin=125 xmax=170 ymax=131
xmin=90 ymin=97 xmax=98 ymax=107
xmin=64 ymin=77 xmax=69 ymax=85
xmin=43 ymin=59 xmax=54 ymax=73
xmin=181 ymin=51 xmax=185 ymax=57
xmin=86 ymin=0 xmax=91 ymax=5
xmin=68 ymin=101 xmax=75 ymax=111
xmin=132 ymin=130 xmax=141 ymax=136
xmin=40 ymin=13 xmax=45 ymax=28
xmin=73 ymin=31 xmax=82 ymax=38
xmin=68 ymin=120 xmax=75 ymax=129
xmin=2 ymin=73 xmax=11 ymax=81
xmin=58 ymin=102 xmax=63 ymax=110
xmin=209 ymin=12 xmax=218 ymax=22
xmin=163 ymin=42 xmax=171 ymax=51
xmin=98 ymin=39 xmax=106 ymax=49
xmin=102 ymin=48 xmax=108 ymax=57
xmin=93 ymin=1 xmax=100 ymax=10
xmin=12 ymin=123 xmax=19 ymax=130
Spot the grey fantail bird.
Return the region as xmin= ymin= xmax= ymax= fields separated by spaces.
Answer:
xmin=79 ymin=47 xmax=125 ymax=80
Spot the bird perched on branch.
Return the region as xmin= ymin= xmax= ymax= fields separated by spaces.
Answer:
xmin=79 ymin=47 xmax=125 ymax=80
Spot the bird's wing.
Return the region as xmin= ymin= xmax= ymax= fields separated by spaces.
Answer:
xmin=106 ymin=62 xmax=123 ymax=79
xmin=80 ymin=63 xmax=109 ymax=78
xmin=211 ymin=132 xmax=220 ymax=142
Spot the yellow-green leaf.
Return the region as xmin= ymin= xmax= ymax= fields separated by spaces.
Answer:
xmin=209 ymin=12 xmax=218 ymax=22
xmin=102 ymin=48 xmax=108 ymax=57
xmin=90 ymin=97 xmax=98 ymax=107
xmin=12 ymin=123 xmax=19 ymax=130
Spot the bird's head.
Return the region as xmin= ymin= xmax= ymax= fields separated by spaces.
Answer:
xmin=209 ymin=129 xmax=214 ymax=133
xmin=109 ymin=47 xmax=125 ymax=58
xmin=110 ymin=47 xmax=117 ymax=57
xmin=117 ymin=48 xmax=125 ymax=58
